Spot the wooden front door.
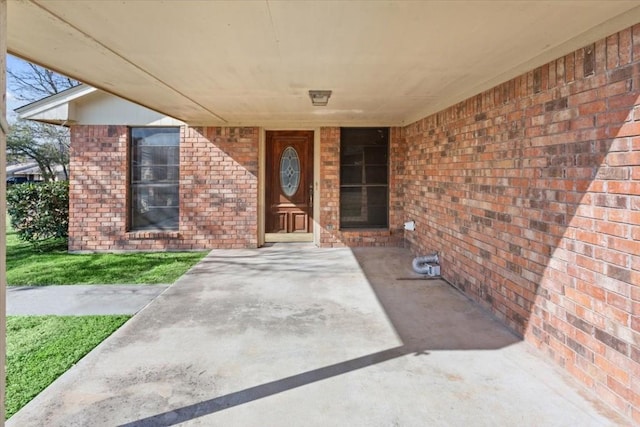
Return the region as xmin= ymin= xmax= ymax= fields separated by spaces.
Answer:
xmin=265 ymin=131 xmax=313 ymax=235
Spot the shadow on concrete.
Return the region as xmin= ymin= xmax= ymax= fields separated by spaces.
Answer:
xmin=119 ymin=346 xmax=407 ymax=426
xmin=349 ymin=247 xmax=520 ymax=353
xmin=120 ymin=246 xmax=520 ymax=426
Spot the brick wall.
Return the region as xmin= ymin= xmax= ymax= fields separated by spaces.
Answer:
xmin=318 ymin=127 xmax=341 ymax=246
xmin=318 ymin=127 xmax=405 ymax=247
xmin=69 ymin=125 xmax=128 ymax=251
xmin=402 ymin=25 xmax=640 ymax=421
xmin=69 ymin=125 xmax=258 ymax=251
xmin=71 ymin=123 xmax=405 ymax=252
xmin=67 ymin=24 xmax=639 ymax=420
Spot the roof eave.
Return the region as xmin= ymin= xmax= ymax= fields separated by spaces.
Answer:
xmin=14 ymin=84 xmax=95 ymax=121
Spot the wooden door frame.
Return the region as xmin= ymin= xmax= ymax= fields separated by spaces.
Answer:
xmin=258 ymin=127 xmax=320 ymax=247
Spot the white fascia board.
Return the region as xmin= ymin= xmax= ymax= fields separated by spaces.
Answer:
xmin=15 ymin=84 xmax=96 ymax=121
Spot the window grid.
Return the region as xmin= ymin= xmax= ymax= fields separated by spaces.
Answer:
xmin=129 ymin=127 xmax=180 ymax=231
xmin=340 ymin=128 xmax=389 ymax=229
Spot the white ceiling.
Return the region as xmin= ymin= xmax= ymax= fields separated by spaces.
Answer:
xmin=7 ymin=1 xmax=640 ymax=127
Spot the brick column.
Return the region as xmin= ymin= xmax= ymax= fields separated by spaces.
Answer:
xmin=319 ymin=127 xmax=343 ymax=247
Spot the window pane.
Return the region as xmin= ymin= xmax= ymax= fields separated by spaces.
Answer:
xmin=340 ymin=187 xmax=363 ymax=219
xmin=340 ymin=186 xmax=388 ymax=228
xmin=280 ymin=146 xmax=301 ymax=197
xmin=340 ymin=128 xmax=389 ymax=229
xmin=366 ymin=206 xmax=388 ymax=226
xmin=341 ymin=128 xmax=388 ymax=147
xmin=341 ymin=152 xmax=361 ymax=166
xmin=340 ymin=165 xmax=362 ymax=185
xmin=365 ymin=166 xmax=387 ymax=184
xmin=130 ymin=127 xmax=180 ymax=231
xmin=132 ymin=185 xmax=179 ymax=229
xmin=364 ymin=146 xmax=388 ymax=164
xmin=367 ymin=186 xmax=388 ymax=206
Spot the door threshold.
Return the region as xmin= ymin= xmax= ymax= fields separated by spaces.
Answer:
xmin=265 ymin=233 xmax=313 ymax=243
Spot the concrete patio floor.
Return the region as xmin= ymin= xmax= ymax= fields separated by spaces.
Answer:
xmin=8 ymin=245 xmax=626 ymax=426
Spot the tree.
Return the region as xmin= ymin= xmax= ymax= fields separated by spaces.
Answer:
xmin=7 ymin=61 xmax=78 ymax=102
xmin=7 ymin=121 xmax=69 ymax=182
xmin=6 ymin=58 xmax=78 ymax=181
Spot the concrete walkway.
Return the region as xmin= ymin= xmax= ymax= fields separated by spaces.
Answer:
xmin=7 ymin=285 xmax=169 ymax=315
xmin=7 ymin=245 xmax=627 ymax=426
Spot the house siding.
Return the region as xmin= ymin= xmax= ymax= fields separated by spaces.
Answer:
xmin=69 ymin=125 xmax=259 ymax=251
xmin=402 ymin=25 xmax=640 ymax=421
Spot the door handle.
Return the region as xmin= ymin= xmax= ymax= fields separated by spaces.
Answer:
xmin=309 ymin=184 xmax=313 ymax=208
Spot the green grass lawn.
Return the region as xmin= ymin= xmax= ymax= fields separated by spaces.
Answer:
xmin=4 ymin=220 xmax=206 ymax=419
xmin=6 ymin=228 xmax=207 ymax=285
xmin=6 ymin=315 xmax=131 ymax=419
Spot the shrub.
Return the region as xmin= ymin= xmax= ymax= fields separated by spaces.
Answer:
xmin=7 ymin=181 xmax=69 ymax=244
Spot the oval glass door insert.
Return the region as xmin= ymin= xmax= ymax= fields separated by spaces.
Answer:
xmin=280 ymin=146 xmax=300 ymax=197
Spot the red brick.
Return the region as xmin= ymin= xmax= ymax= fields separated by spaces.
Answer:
xmin=607 ymin=151 xmax=640 ymax=166
xmin=609 ymin=93 xmax=640 ymax=110
xmin=66 ymin=23 xmax=640 ymax=424
xmin=595 ymin=220 xmax=628 ymax=238
xmin=606 ymin=291 xmax=632 ymax=312
xmin=597 ymin=110 xmax=633 ymax=126
xmin=614 ymin=122 xmax=640 ymax=138
xmin=633 ymin=23 xmax=640 ymax=62
xmin=607 ymin=33 xmax=620 ymax=70
xmin=608 ymin=237 xmax=640 ymax=256
xmin=596 ymin=39 xmax=608 ymax=75
xmin=575 ymin=279 xmax=606 ymax=302
xmin=608 ymin=181 xmax=640 ymax=195
xmin=565 ymin=287 xmax=594 ymax=309
xmin=620 ymin=28 xmax=633 ymax=65
xmin=595 ymin=247 xmax=630 ymax=268
xmin=70 ymin=125 xmax=259 ymax=251
xmin=565 ymin=52 xmax=576 ymax=82
xmin=595 ymin=354 xmax=631 ymax=385
xmin=566 ymin=360 xmax=595 ymax=388
xmin=608 ymin=376 xmax=631 ymax=401
xmin=397 ymin=25 xmax=640 ymax=424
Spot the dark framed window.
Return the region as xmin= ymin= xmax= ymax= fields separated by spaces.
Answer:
xmin=129 ymin=127 xmax=180 ymax=231
xmin=340 ymin=127 xmax=389 ymax=229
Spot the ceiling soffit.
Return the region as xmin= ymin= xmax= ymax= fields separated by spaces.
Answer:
xmin=7 ymin=1 xmax=640 ymax=126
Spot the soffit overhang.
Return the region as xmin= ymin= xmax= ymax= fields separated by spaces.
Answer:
xmin=8 ymin=1 xmax=640 ymax=127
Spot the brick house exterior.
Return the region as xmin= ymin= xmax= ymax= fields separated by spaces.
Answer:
xmin=401 ymin=27 xmax=640 ymax=419
xmin=18 ymin=24 xmax=640 ymax=423
xmin=69 ymin=125 xmax=259 ymax=250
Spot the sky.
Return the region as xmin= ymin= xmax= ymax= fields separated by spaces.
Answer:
xmin=5 ymin=54 xmax=32 ymax=121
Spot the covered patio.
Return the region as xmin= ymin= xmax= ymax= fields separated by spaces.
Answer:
xmin=6 ymin=246 xmax=622 ymax=426
xmin=2 ymin=1 xmax=640 ymax=423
